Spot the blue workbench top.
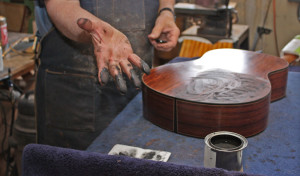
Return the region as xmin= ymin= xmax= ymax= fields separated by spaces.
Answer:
xmin=87 ymin=71 xmax=300 ymax=176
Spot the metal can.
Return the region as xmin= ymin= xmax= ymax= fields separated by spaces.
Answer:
xmin=0 ymin=16 xmax=8 ymax=50
xmin=204 ymin=131 xmax=248 ymax=172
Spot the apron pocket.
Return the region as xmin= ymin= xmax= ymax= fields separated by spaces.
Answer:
xmin=45 ymin=69 xmax=96 ymax=132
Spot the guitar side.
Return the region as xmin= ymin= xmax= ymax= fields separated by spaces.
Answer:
xmin=142 ymin=49 xmax=288 ymax=137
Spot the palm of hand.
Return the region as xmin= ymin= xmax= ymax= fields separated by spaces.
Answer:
xmin=78 ymin=18 xmax=149 ymax=94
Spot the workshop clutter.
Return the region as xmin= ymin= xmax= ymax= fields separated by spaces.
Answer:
xmin=0 ymin=46 xmax=3 ymax=72
xmin=12 ymin=91 xmax=36 ymax=175
xmin=0 ymin=16 xmax=8 ymax=50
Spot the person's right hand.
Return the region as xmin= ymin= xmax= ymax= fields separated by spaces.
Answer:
xmin=77 ymin=18 xmax=150 ymax=94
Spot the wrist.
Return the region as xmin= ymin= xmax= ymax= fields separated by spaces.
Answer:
xmin=158 ymin=7 xmax=176 ymax=21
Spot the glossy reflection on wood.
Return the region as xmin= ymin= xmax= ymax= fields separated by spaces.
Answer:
xmin=142 ymin=49 xmax=288 ymax=138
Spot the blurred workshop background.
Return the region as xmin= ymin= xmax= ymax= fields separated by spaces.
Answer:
xmin=0 ymin=0 xmax=299 ymax=176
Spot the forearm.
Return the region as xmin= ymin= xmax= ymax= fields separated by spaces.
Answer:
xmin=45 ymin=0 xmax=106 ymax=43
xmin=158 ymin=0 xmax=176 ymax=23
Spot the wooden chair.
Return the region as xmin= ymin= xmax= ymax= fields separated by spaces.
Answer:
xmin=178 ymin=36 xmax=233 ymax=58
xmin=282 ymin=54 xmax=298 ymax=66
xmin=0 ymin=2 xmax=31 ymax=32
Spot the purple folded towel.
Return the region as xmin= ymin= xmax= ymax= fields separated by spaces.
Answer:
xmin=22 ymin=144 xmax=261 ymax=176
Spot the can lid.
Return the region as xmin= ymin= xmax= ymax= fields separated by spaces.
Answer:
xmin=205 ymin=131 xmax=248 ymax=152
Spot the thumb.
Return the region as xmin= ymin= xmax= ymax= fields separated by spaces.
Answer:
xmin=148 ymin=25 xmax=163 ymax=39
xmin=77 ymin=18 xmax=93 ymax=32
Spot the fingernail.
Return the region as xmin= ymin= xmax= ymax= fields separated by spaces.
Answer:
xmin=77 ymin=18 xmax=92 ymax=32
xmin=130 ymin=69 xmax=141 ymax=89
xmin=100 ymin=68 xmax=109 ymax=85
xmin=77 ymin=18 xmax=88 ymax=25
xmin=115 ymin=74 xmax=127 ymax=94
xmin=141 ymin=60 xmax=150 ymax=75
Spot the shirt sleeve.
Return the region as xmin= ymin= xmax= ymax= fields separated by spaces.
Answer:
xmin=37 ymin=0 xmax=45 ymax=7
xmin=34 ymin=1 xmax=53 ymax=38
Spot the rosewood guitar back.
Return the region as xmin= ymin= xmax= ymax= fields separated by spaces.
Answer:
xmin=142 ymin=49 xmax=288 ymax=137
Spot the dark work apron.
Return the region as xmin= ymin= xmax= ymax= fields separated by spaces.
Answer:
xmin=35 ymin=0 xmax=159 ymax=150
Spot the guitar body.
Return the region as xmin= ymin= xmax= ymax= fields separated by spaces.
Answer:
xmin=142 ymin=49 xmax=288 ymax=137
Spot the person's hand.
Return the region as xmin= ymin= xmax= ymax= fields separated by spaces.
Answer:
xmin=148 ymin=10 xmax=180 ymax=52
xmin=77 ymin=18 xmax=150 ymax=94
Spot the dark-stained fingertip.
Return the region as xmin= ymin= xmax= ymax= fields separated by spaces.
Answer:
xmin=141 ymin=61 xmax=150 ymax=75
xmin=100 ymin=68 xmax=109 ymax=85
xmin=130 ymin=69 xmax=141 ymax=89
xmin=115 ymin=75 xmax=127 ymax=95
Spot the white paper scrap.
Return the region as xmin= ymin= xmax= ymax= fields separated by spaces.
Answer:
xmin=108 ymin=144 xmax=171 ymax=162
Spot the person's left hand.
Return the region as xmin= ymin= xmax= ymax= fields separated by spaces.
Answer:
xmin=148 ymin=10 xmax=180 ymax=52
xmin=77 ymin=18 xmax=150 ymax=94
